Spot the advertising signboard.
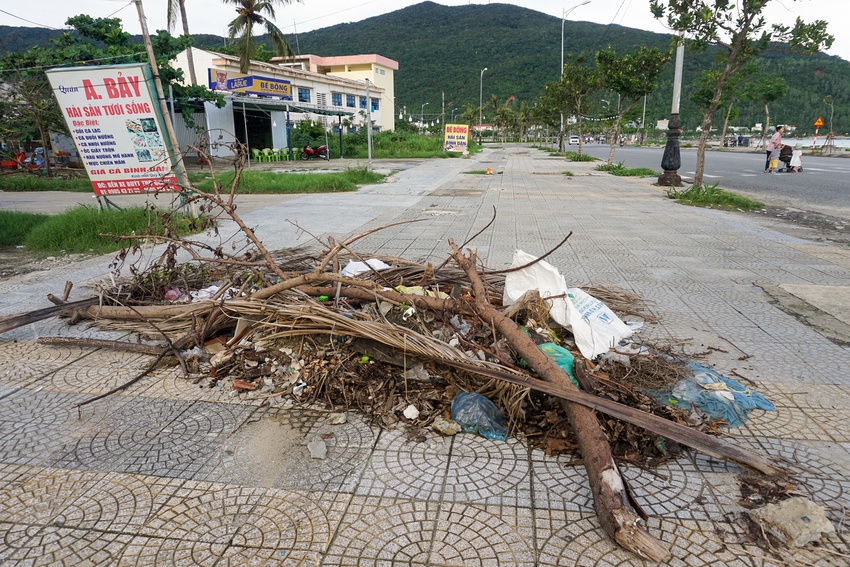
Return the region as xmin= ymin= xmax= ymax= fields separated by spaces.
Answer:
xmin=46 ymin=63 xmax=179 ymax=195
xmin=444 ymin=124 xmax=469 ymax=153
xmin=208 ymin=68 xmax=292 ymax=99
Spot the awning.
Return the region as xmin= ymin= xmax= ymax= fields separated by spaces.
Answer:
xmin=228 ymin=94 xmax=354 ymax=117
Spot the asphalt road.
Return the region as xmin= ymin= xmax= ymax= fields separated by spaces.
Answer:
xmin=577 ymin=144 xmax=850 ymax=221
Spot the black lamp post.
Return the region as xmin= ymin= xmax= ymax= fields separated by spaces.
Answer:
xmin=658 ymin=35 xmax=685 ymax=187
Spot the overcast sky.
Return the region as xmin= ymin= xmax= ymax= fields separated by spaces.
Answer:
xmin=2 ymin=0 xmax=848 ymax=61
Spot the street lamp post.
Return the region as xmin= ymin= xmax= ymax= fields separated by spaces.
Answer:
xmin=420 ymin=102 xmax=429 ymax=133
xmin=479 ymin=67 xmax=487 ymax=144
xmin=365 ymin=79 xmax=372 ymax=170
xmin=450 ymin=107 xmax=459 ymax=123
xmin=559 ymin=0 xmax=591 ymax=152
xmin=658 ymin=34 xmax=685 ymax=187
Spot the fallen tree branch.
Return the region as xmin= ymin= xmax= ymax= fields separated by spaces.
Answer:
xmin=0 ymin=297 xmax=99 ymax=335
xmin=449 ymin=239 xmax=671 ymax=562
xmin=37 ymin=336 xmax=169 ymax=356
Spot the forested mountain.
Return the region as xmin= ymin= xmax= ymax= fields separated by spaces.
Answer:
xmin=3 ymin=2 xmax=848 ymax=133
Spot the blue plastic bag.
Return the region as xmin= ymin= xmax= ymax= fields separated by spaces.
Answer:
xmin=650 ymin=362 xmax=774 ymax=427
xmin=450 ymin=392 xmax=508 ymax=441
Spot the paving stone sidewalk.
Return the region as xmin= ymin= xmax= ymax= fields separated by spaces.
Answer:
xmin=1 ymin=145 xmax=849 ymax=565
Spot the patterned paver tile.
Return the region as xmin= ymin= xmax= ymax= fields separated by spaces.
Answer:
xmin=0 ymin=524 xmax=132 ymax=565
xmin=442 ymin=434 xmax=532 ymax=507
xmin=0 ymin=339 xmax=85 ymax=388
xmin=355 ymin=427 xmax=451 ymax=500
xmin=117 ymin=536 xmax=227 ymax=566
xmin=324 ymin=496 xmax=535 ymax=566
xmin=44 ymin=350 xmax=153 ymax=395
xmin=0 ymin=390 xmax=126 ymax=467
xmin=199 ymin=406 xmax=378 ymax=490
xmin=536 ymin=511 xmax=753 ymax=566
xmin=55 ymin=398 xmax=253 ymax=478
xmin=531 ymin=450 xmax=594 ymax=512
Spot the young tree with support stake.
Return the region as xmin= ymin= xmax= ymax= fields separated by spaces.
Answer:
xmin=595 ymin=46 xmax=671 ymax=165
xmin=649 ymin=0 xmax=833 ymax=188
xmin=542 ymin=54 xmax=603 ymax=157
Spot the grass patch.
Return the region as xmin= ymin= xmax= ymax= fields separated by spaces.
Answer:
xmin=0 ymin=211 xmax=51 ymax=246
xmin=666 ymin=183 xmax=764 ymax=211
xmin=563 ymin=171 xmax=574 ymax=177
xmin=595 ymin=162 xmax=658 ymax=176
xmin=462 ymin=169 xmax=489 ymax=175
xmin=0 ymin=172 xmax=92 ymax=192
xmin=23 ymin=206 xmax=202 ymax=255
xmin=191 ymin=167 xmax=383 ymax=194
xmin=565 ymin=151 xmax=598 ymax=162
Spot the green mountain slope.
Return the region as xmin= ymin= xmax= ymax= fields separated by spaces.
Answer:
xmin=4 ymin=2 xmax=847 ymax=133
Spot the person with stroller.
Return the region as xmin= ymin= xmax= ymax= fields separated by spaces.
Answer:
xmin=765 ymin=125 xmax=784 ymax=172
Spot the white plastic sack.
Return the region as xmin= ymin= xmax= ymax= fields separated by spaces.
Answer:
xmin=341 ymin=258 xmax=391 ymax=277
xmin=564 ymin=287 xmax=633 ymax=359
xmin=502 ymin=250 xmax=632 ymax=359
xmin=503 ymin=250 xmax=571 ymax=327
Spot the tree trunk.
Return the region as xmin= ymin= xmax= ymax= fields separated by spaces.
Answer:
xmin=180 ymin=1 xmax=197 ymax=86
xmin=693 ymin=110 xmax=715 ymax=187
xmin=606 ymin=118 xmax=621 ymax=166
xmin=764 ymin=103 xmax=771 ymax=144
xmin=721 ymin=99 xmax=735 ymax=145
xmin=448 ymin=241 xmax=670 ymax=562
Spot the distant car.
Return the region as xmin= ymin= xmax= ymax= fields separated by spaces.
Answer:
xmin=569 ymin=135 xmax=580 ymax=145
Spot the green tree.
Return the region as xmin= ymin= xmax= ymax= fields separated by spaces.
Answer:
xmin=745 ymin=74 xmax=789 ymax=146
xmin=225 ymin=0 xmax=296 ymax=74
xmin=650 ymin=0 xmax=833 ymax=186
xmin=596 ymin=46 xmax=671 ymax=164
xmin=542 ymin=54 xmax=603 ymax=155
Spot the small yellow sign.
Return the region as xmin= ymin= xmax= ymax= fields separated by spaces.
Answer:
xmin=813 ymin=117 xmax=824 ymax=127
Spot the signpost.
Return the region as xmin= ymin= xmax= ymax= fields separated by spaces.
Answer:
xmin=443 ymin=124 xmax=469 ymax=154
xmin=813 ymin=116 xmax=824 ymax=150
xmin=46 ymin=63 xmax=180 ymax=196
xmin=208 ymin=69 xmax=292 ymax=99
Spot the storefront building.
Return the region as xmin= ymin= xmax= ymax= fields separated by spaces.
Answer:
xmin=170 ymin=48 xmax=397 ymax=159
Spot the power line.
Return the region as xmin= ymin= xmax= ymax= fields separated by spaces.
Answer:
xmin=0 ymin=2 xmax=133 ymax=33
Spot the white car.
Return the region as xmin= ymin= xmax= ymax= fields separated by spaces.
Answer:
xmin=569 ymin=135 xmax=580 ymax=145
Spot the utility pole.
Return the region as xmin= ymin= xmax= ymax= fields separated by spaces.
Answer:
xmin=365 ymin=79 xmax=372 ymax=170
xmin=133 ymin=0 xmax=193 ymax=204
xmin=441 ymin=90 xmax=446 ymax=154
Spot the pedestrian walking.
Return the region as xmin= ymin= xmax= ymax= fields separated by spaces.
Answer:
xmin=765 ymin=125 xmax=784 ymax=172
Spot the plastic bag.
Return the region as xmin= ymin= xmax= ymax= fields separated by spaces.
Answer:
xmin=650 ymin=362 xmax=775 ymax=427
xmin=450 ymin=392 xmax=508 ymax=441
xmin=564 ymin=288 xmax=633 ymax=360
xmin=341 ymin=258 xmax=390 ymax=277
xmin=538 ymin=342 xmax=577 ymax=386
xmin=503 ymin=250 xmax=632 ymax=359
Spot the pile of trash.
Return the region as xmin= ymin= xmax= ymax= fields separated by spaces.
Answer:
xmin=52 ymin=247 xmax=775 ymax=465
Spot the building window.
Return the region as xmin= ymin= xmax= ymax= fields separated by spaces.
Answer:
xmin=298 ymin=87 xmax=311 ymax=103
xmin=331 ymin=92 xmax=342 ymax=107
xmin=359 ymin=96 xmax=367 ymax=109
xmin=317 ymin=93 xmax=327 ymax=107
xmin=346 ymin=94 xmax=356 ymax=108
xmin=370 ymin=98 xmax=380 ymax=111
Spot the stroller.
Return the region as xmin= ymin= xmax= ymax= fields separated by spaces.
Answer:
xmin=778 ymin=145 xmax=803 ymax=173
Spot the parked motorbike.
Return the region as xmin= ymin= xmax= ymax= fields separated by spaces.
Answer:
xmin=300 ymin=144 xmax=329 ymax=160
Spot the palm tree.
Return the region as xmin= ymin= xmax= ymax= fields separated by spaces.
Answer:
xmin=167 ymin=0 xmax=197 ymax=85
xmin=224 ymin=0 xmax=294 ymax=74
xmin=517 ymin=102 xmax=532 ymax=142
